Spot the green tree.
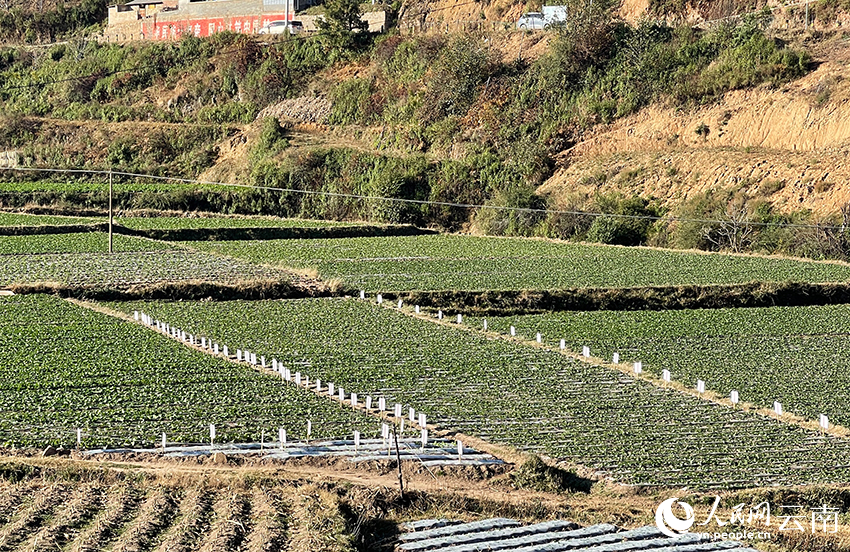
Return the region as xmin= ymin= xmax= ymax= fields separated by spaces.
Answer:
xmin=318 ymin=0 xmax=367 ymax=35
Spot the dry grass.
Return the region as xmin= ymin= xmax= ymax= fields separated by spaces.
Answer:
xmin=0 ymin=482 xmax=66 ymax=551
xmin=109 ymin=487 xmax=178 ymax=552
xmin=153 ymin=487 xmax=214 ymax=552
xmin=67 ymin=483 xmax=141 ymax=552
xmin=197 ymin=489 xmax=250 ymax=552
xmin=243 ymin=488 xmax=288 ymax=552
xmin=18 ymin=482 xmax=103 ymax=552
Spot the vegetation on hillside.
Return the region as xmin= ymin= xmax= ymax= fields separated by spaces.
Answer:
xmin=0 ymin=2 xmax=835 ymax=258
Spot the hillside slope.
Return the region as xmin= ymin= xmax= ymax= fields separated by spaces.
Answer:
xmin=542 ymin=37 xmax=850 ymax=216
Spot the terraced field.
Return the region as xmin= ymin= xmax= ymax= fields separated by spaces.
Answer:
xmin=0 ymin=212 xmax=97 ymax=226
xmin=467 ymin=306 xmax=850 ymax=428
xmin=0 ymin=295 xmax=375 ymax=447
xmin=185 ymin=235 xmax=850 ymax=291
xmin=0 ymin=233 xmax=173 ymax=255
xmin=0 ymin=473 xmax=316 ymax=552
xmin=109 ymin=298 xmax=850 ymax=488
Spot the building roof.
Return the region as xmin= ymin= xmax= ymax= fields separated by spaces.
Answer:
xmin=123 ymin=0 xmax=163 ymax=6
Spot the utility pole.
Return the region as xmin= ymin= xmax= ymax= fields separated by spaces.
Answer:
xmin=108 ymin=170 xmax=113 ymax=254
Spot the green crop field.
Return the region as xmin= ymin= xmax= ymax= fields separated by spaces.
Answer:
xmin=0 ymin=250 xmax=284 ymax=287
xmin=0 ymin=295 xmax=375 ymax=448
xmin=116 ymin=216 xmax=353 ymax=230
xmin=0 ymin=233 xmax=173 ymax=255
xmin=108 ymin=298 xmax=850 ymax=488
xmin=185 ymin=235 xmax=850 ymax=291
xmin=467 ymin=306 xmax=850 ymax=428
xmin=0 ymin=212 xmax=98 ymax=226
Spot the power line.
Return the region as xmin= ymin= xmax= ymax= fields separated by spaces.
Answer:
xmin=3 ymin=165 xmax=847 ymax=231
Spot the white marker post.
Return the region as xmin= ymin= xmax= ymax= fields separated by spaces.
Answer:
xmin=438 ymin=310 xmax=443 ymax=320
xmin=483 ymin=319 xmax=488 ymax=331
xmin=223 ymin=345 xmax=229 ymax=357
xmin=560 ymin=339 xmax=566 ymax=350
xmin=279 ymin=428 xmax=286 ymax=448
xmin=377 ymin=294 xmax=383 ymax=304
xmin=633 ymin=362 xmax=642 ymax=374
xmin=351 ymin=393 xmax=358 ymax=407
xmin=354 ymin=431 xmax=360 ymax=452
xmin=306 ymin=421 xmax=312 ymax=440
xmin=662 ymin=370 xmax=671 ymax=382
xmin=697 ymin=380 xmax=705 ymax=394
xmin=398 ymin=299 xmax=403 ymax=309
xmin=378 ymin=397 xmax=386 ymax=412
xmin=329 ymin=382 xmax=335 ymax=396
xmin=272 ymin=359 xmax=278 ymax=371
xmin=409 ymin=407 xmax=415 ymax=422
xmin=316 ymin=378 xmax=322 ymax=392
xmin=365 ymin=396 xmax=372 ymax=410
xmin=421 ymin=428 xmax=428 ymax=450
xmin=338 ymin=387 xmax=345 ymax=401
xmin=214 ymin=344 xmax=219 ymax=354
xmin=536 ymin=333 xmax=542 ymax=343
xmin=457 ymin=314 xmax=463 ymax=324
xmin=774 ymin=401 xmax=783 ymax=416
xmin=730 ymin=390 xmax=739 ymax=404
xmin=457 ymin=440 xmax=463 ymax=461
xmin=582 ymin=346 xmax=590 ymax=358
xmin=161 ymin=432 xmax=166 ymax=451
xmin=210 ymin=424 xmax=216 ymax=445
xmin=77 ymin=428 xmax=82 ymax=448
xmin=510 ymin=326 xmax=516 ymax=336
xmin=134 ymin=311 xmax=139 ymax=321
xmin=295 ymin=372 xmax=301 ymax=385
xmin=820 ymin=414 xmax=829 ymax=430
xmin=237 ymin=350 xmax=242 ymax=361
xmin=360 ymin=290 xmax=365 ymax=299
xmin=418 ymin=413 xmax=426 ymax=427
xmin=261 ymin=356 xmax=266 ymax=368
xmin=394 ymin=404 xmax=402 ymax=418
xmin=415 ymin=305 xmax=420 ymax=314
xmin=613 ymin=352 xmax=619 ymax=364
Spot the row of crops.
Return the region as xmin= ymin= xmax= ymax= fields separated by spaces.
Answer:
xmin=0 ymin=212 xmax=354 ymax=230
xmin=0 ymin=295 xmax=376 ymax=447
xmin=185 ymin=235 xmax=850 ymax=292
xmin=107 ymin=297 xmax=850 ymax=488
xmin=465 ymin=306 xmax=850 ymax=428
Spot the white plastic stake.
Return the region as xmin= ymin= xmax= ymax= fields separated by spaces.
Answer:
xmin=316 ymin=378 xmax=322 ymax=391
xmin=394 ymin=404 xmax=402 ymax=418
xmin=582 ymin=346 xmax=590 ymax=358
xmin=731 ymin=390 xmax=739 ymax=404
xmin=378 ymin=397 xmax=386 ymax=412
xmin=415 ymin=305 xmax=420 ymax=314
xmin=328 ymin=382 xmax=335 ymax=396
xmin=237 ymin=350 xmax=242 ymax=361
xmin=634 ymin=361 xmax=642 ymax=374
xmin=134 ymin=311 xmax=139 ymax=320
xmin=421 ymin=428 xmax=428 ymax=449
xmin=307 ymin=421 xmax=312 ymax=439
xmin=251 ymin=353 xmax=257 ymax=365
xmin=338 ymin=387 xmax=345 ymax=401
xmin=304 ymin=376 xmax=309 ymax=388
xmin=295 ymin=372 xmax=301 ymax=385
xmin=210 ymin=424 xmax=216 ymax=444
xmin=377 ymin=294 xmax=383 ymax=304
xmin=161 ymin=432 xmax=166 ymax=450
xmin=418 ymin=412 xmax=426 ymax=427
xmin=214 ymin=344 xmax=219 ymax=354
xmin=774 ymin=401 xmax=783 ymax=416
xmin=820 ymin=414 xmax=829 ymax=430
xmin=354 ymin=431 xmax=360 ymax=451
xmin=409 ymin=407 xmax=415 ymax=422
xmin=536 ymin=332 xmax=542 ymax=343
xmin=261 ymin=356 xmax=266 ymax=367
xmin=457 ymin=440 xmax=463 ymax=460
xmin=613 ymin=352 xmax=619 ymax=364
xmin=351 ymin=393 xmax=358 ymax=407
xmin=662 ymin=369 xmax=671 ymax=382
xmin=438 ymin=310 xmax=443 ymax=320
xmin=381 ymin=423 xmax=389 ymax=440
xmin=365 ymin=396 xmax=372 ymax=410
xmin=697 ymin=380 xmax=705 ymax=393
xmin=457 ymin=314 xmax=463 ymax=324
xmin=223 ymin=345 xmax=228 ymax=357
xmin=360 ymin=290 xmax=365 ymax=299
xmin=483 ymin=319 xmax=488 ymax=331
xmin=201 ymin=337 xmax=206 ymax=348
xmin=400 ymin=418 xmax=405 ymax=432
xmin=398 ymin=299 xmax=403 ymax=309
xmin=279 ymin=428 xmax=286 ymax=447
xmin=560 ymin=339 xmax=566 ymax=350
xmin=76 ymin=428 xmax=82 ymax=447
xmin=272 ymin=359 xmax=278 ymax=371
xmin=510 ymin=326 xmax=516 ymax=336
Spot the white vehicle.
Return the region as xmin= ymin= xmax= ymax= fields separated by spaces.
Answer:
xmin=516 ymin=5 xmax=567 ymax=30
xmin=258 ymin=20 xmax=304 ymax=34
